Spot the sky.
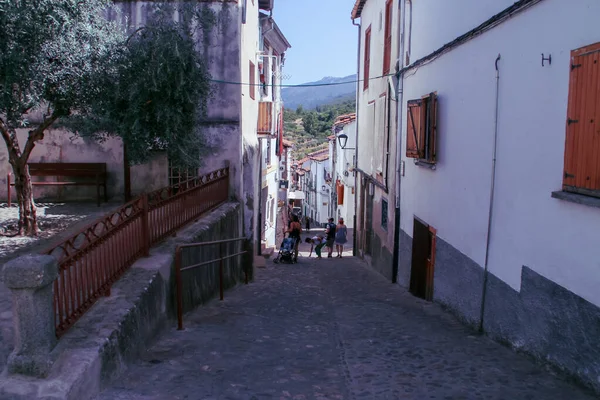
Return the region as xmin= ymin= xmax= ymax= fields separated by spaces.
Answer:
xmin=273 ymin=0 xmax=359 ymax=85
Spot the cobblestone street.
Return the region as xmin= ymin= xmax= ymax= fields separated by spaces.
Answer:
xmin=97 ymin=244 xmax=594 ymax=400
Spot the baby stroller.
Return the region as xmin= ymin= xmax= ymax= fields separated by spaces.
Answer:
xmin=273 ymin=235 xmax=298 ymax=264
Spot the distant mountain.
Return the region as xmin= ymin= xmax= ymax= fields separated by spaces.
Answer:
xmin=282 ymin=74 xmax=357 ymax=110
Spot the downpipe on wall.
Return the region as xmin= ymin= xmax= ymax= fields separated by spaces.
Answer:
xmin=392 ymin=0 xmax=406 ymax=284
xmin=479 ymin=54 xmax=501 ymax=333
xmin=352 ymin=17 xmax=361 ymax=257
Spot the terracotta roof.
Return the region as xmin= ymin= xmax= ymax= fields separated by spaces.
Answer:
xmin=332 ymin=113 xmax=357 ymax=134
xmin=296 ymin=157 xmax=310 ymax=165
xmin=308 ymin=148 xmax=328 ymax=158
xmin=351 ymin=0 xmax=368 ymax=19
xmin=309 ymin=148 xmax=330 ymax=162
xmin=282 ymin=139 xmax=293 ymax=147
xmin=333 ymin=113 xmax=356 ymax=126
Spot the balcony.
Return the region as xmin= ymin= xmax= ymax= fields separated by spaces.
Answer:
xmin=258 ymin=101 xmax=273 ymax=135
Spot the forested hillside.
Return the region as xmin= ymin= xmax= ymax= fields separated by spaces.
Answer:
xmin=284 ymin=99 xmax=356 ymax=159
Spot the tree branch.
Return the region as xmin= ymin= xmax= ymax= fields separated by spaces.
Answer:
xmin=20 ymin=113 xmax=59 ymax=164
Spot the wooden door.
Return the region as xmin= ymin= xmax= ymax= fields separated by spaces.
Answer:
xmin=410 ymin=217 xmax=436 ymax=301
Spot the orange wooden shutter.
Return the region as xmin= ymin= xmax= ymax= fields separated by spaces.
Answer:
xmin=383 ymin=0 xmax=393 ymax=75
xmin=337 ymin=181 xmax=344 ymax=205
xmin=364 ymin=26 xmax=371 ymax=90
xmin=563 ymin=42 xmax=600 ymax=196
xmin=406 ymin=99 xmax=421 ymax=158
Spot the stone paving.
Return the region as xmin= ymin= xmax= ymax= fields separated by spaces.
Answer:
xmin=97 ymin=243 xmax=594 ymax=400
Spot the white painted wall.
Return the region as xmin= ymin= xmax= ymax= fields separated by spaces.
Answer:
xmin=355 ymin=0 xmax=399 ymax=259
xmin=335 ymin=121 xmax=357 ymax=228
xmin=404 ymin=0 xmax=515 ymax=62
xmin=399 ymin=0 xmax=600 ymax=306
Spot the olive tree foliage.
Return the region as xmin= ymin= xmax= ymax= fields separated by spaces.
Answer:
xmin=0 ymin=0 xmax=215 ymax=236
xmin=68 ymin=3 xmax=215 ymax=168
xmin=0 ymin=0 xmax=125 ymax=235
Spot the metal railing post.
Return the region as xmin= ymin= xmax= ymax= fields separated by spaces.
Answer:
xmin=219 ymin=242 xmax=224 ymax=301
xmin=176 ymin=247 xmax=184 ymax=330
xmin=7 ymin=173 xmax=11 ymax=207
xmin=141 ymin=194 xmax=150 ymax=256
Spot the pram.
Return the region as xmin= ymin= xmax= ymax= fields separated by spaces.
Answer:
xmin=273 ymin=235 xmax=298 ymax=264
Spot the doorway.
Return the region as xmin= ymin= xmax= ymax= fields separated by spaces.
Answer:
xmin=409 ymin=217 xmax=436 ymax=301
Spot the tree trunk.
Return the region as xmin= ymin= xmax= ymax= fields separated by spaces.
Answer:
xmin=11 ymin=161 xmax=38 ymax=236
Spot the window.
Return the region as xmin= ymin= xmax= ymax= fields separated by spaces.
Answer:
xmin=562 ymin=42 xmax=600 ymax=198
xmin=383 ymin=0 xmax=393 ymax=75
xmin=381 ymin=198 xmax=388 ymax=230
xmin=406 ymin=92 xmax=438 ymax=164
xmin=363 ymin=26 xmax=371 ymax=91
xmin=249 ymin=61 xmax=255 ymax=100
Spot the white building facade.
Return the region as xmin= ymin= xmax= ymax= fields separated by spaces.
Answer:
xmin=394 ymin=0 xmax=600 ymax=392
xmin=331 ymin=114 xmax=357 ymax=228
xmin=300 ymin=149 xmax=331 ymax=227
xmin=256 ymin=12 xmax=290 ymax=250
xmin=352 ymin=0 xmax=400 ymax=280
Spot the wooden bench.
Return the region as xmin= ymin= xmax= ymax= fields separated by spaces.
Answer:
xmin=7 ymin=163 xmax=108 ymax=207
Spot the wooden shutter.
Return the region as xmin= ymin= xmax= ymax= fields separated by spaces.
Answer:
xmin=249 ymin=61 xmax=255 ymax=100
xmin=337 ymin=181 xmax=344 ymax=205
xmin=383 ymin=0 xmax=393 ymax=75
xmin=422 ymin=92 xmax=438 ymax=163
xmin=406 ymin=99 xmax=421 ymax=158
xmin=563 ymin=42 xmax=600 ymax=197
xmin=364 ymin=26 xmax=371 ymax=91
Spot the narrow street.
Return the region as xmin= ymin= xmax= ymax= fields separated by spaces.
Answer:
xmin=97 ymin=240 xmax=593 ymax=400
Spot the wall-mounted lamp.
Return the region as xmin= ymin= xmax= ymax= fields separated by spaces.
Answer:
xmin=337 ymin=133 xmax=356 ymax=150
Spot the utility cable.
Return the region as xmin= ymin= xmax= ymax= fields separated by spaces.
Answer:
xmin=209 ymin=72 xmax=394 ymax=88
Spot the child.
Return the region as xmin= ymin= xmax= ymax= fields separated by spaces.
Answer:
xmin=305 ymin=234 xmax=326 ymax=259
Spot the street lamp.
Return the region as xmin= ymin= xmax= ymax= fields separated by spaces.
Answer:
xmin=337 ymin=133 xmax=355 ymax=150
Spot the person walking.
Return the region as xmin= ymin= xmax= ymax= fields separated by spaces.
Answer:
xmin=335 ymin=218 xmax=348 ymax=258
xmin=305 ymin=216 xmax=310 ymax=232
xmin=285 ymin=214 xmax=302 ymax=262
xmin=325 ymin=217 xmax=336 ymax=258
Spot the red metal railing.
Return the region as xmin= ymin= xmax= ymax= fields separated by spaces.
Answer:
xmin=46 ymin=167 xmax=229 ymax=337
xmin=174 ymin=237 xmax=248 ymax=331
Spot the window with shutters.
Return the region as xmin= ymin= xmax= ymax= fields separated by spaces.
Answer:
xmin=249 ymin=61 xmax=256 ymax=100
xmin=562 ymin=42 xmax=600 ymax=199
xmin=383 ymin=0 xmax=393 ymax=75
xmin=406 ymin=92 xmax=438 ymax=164
xmin=364 ymin=26 xmax=371 ymax=91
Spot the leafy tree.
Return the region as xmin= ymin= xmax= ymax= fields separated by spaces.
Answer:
xmin=68 ymin=3 xmax=214 ymax=168
xmin=296 ymin=105 xmax=304 ymax=115
xmin=0 ymin=1 xmax=214 ymax=236
xmin=302 ymin=112 xmax=316 ymax=135
xmin=0 ymin=0 xmax=125 ymax=235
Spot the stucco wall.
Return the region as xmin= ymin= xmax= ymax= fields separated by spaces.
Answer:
xmin=0 ymin=128 xmax=123 ymax=203
xmin=355 ymin=0 xmax=399 ymax=279
xmin=240 ymin=0 xmax=261 ymax=247
xmin=399 ymin=0 xmax=600 ymax=307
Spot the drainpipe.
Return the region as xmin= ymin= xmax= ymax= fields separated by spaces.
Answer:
xmin=352 ymin=17 xmax=362 ymax=256
xmin=479 ymin=54 xmax=501 ymax=333
xmin=257 ymin=139 xmax=264 ymax=255
xmin=391 ymin=0 xmax=406 ymax=284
